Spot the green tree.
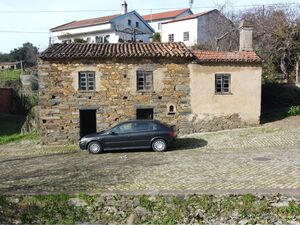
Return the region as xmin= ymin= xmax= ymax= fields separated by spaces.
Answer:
xmin=152 ymin=32 xmax=161 ymax=42
xmin=10 ymin=42 xmax=39 ymax=67
xmin=73 ymin=38 xmax=87 ymax=43
xmin=0 ymin=53 xmax=10 ymax=62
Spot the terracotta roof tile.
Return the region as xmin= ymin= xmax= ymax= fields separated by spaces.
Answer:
xmin=162 ymin=10 xmax=215 ymax=24
xmin=50 ymin=14 xmax=120 ymax=32
xmin=143 ymin=8 xmax=190 ymax=21
xmin=40 ymin=42 xmax=194 ymax=60
xmin=193 ymin=50 xmax=262 ymax=63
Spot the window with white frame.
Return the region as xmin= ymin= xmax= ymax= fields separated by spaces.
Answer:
xmin=104 ymin=35 xmax=110 ymax=43
xmin=183 ymin=31 xmax=189 ymax=41
xmin=168 ymin=34 xmax=174 ymax=42
xmin=137 ymin=71 xmax=153 ymax=91
xmin=79 ymin=72 xmax=95 ymax=91
xmin=95 ymin=36 xmax=103 ymax=43
xmin=215 ymin=74 xmax=231 ymax=94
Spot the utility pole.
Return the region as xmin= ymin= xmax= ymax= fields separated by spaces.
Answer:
xmin=296 ymin=58 xmax=299 ymax=84
xmin=20 ymin=60 xmax=23 ymax=75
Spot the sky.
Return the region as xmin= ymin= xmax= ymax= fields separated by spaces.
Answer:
xmin=0 ymin=0 xmax=298 ymax=53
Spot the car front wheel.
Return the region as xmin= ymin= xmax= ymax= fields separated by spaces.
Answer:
xmin=152 ymin=139 xmax=167 ymax=152
xmin=88 ymin=141 xmax=103 ymax=154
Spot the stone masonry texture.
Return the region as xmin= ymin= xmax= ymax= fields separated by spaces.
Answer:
xmin=38 ymin=58 xmax=192 ymax=144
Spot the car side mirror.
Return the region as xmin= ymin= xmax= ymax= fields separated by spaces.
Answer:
xmin=108 ymin=131 xmax=117 ymax=135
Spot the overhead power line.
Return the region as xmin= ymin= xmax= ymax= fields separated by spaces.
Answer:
xmin=0 ymin=30 xmax=48 ymax=34
xmin=0 ymin=2 xmax=299 ymax=14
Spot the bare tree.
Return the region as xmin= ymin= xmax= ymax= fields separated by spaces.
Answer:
xmin=239 ymin=5 xmax=300 ymax=82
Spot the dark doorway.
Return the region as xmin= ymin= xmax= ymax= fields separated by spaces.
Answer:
xmin=80 ymin=110 xmax=97 ymax=138
xmin=136 ymin=108 xmax=154 ymax=120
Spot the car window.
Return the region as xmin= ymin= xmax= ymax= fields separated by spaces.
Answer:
xmin=112 ymin=122 xmax=134 ymax=134
xmin=135 ymin=122 xmax=159 ymax=131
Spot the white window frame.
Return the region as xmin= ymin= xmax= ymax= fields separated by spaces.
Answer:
xmin=183 ymin=31 xmax=189 ymax=41
xmin=168 ymin=34 xmax=174 ymax=43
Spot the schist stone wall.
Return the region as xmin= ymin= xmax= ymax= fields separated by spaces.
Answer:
xmin=38 ymin=58 xmax=192 ymax=144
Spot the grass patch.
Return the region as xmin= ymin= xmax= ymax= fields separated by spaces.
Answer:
xmin=0 ymin=113 xmax=39 ymax=144
xmin=0 ymin=132 xmax=39 ymax=145
xmin=0 ymin=69 xmax=21 ymax=81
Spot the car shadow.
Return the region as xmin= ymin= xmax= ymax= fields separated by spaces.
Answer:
xmin=174 ymin=138 xmax=208 ymax=150
xmin=103 ymin=138 xmax=208 ymax=154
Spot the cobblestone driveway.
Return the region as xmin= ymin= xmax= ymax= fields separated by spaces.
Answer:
xmin=0 ymin=125 xmax=299 ymax=195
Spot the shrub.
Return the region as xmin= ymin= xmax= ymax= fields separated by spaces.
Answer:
xmin=287 ymin=106 xmax=300 ymax=116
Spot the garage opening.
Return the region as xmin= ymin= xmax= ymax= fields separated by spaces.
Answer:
xmin=136 ymin=108 xmax=154 ymax=120
xmin=80 ymin=109 xmax=96 ymax=138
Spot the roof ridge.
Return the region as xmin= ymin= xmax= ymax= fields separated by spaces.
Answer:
xmin=40 ymin=42 xmax=194 ymax=60
xmin=50 ymin=13 xmax=121 ymax=32
xmin=162 ymin=9 xmax=216 ymax=24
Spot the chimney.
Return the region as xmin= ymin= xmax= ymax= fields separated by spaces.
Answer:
xmin=121 ymin=0 xmax=128 ymax=15
xmin=239 ymin=20 xmax=253 ymax=51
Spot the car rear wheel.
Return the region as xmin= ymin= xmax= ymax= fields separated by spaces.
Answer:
xmin=88 ymin=141 xmax=103 ymax=154
xmin=152 ymin=139 xmax=167 ymax=152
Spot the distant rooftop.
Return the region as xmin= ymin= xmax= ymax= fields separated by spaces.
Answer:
xmin=143 ymin=8 xmax=191 ymax=21
xmin=50 ymin=14 xmax=120 ymax=32
xmin=162 ymin=10 xmax=216 ymax=24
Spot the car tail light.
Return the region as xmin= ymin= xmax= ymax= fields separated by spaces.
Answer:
xmin=169 ymin=130 xmax=177 ymax=138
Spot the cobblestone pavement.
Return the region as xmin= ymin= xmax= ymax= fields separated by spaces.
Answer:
xmin=0 ymin=125 xmax=299 ymax=195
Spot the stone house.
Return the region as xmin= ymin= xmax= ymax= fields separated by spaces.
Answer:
xmin=39 ymin=21 xmax=262 ymax=144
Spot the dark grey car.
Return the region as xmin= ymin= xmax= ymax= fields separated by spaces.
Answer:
xmin=79 ymin=120 xmax=176 ymax=154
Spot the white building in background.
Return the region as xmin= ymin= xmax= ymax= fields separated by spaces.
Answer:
xmin=50 ymin=1 xmax=154 ymax=44
xmin=143 ymin=8 xmax=192 ymax=33
xmin=161 ymin=9 xmax=234 ymax=48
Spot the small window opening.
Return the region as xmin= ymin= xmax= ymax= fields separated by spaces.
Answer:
xmin=168 ymin=105 xmax=176 ymax=115
xmin=123 ymin=96 xmax=128 ymax=100
xmin=42 ymin=120 xmax=46 ymax=124
xmin=158 ymin=96 xmax=162 ymax=100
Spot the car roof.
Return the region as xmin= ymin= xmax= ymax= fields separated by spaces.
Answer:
xmin=123 ymin=119 xmax=158 ymax=123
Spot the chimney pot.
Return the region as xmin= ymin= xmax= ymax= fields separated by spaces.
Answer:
xmin=239 ymin=20 xmax=254 ymax=51
xmin=121 ymin=0 xmax=128 ymax=15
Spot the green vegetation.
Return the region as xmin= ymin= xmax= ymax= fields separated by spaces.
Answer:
xmin=152 ymin=32 xmax=161 ymax=42
xmin=261 ymin=83 xmax=300 ymax=123
xmin=0 ymin=114 xmax=39 ymax=145
xmin=288 ymin=106 xmax=300 ymax=116
xmin=0 ymin=194 xmax=299 ymax=224
xmin=0 ymin=194 xmax=88 ymax=225
xmin=0 ymin=69 xmax=21 ymax=81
